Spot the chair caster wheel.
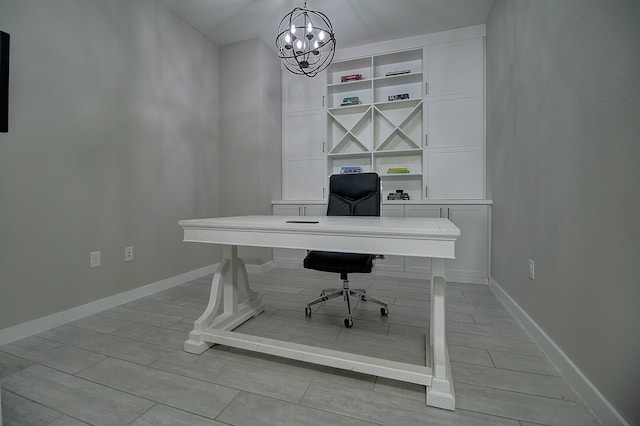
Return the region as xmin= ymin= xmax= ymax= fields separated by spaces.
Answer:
xmin=305 ymin=306 xmax=311 ymax=317
xmin=380 ymin=307 xmax=389 ymax=316
xmin=344 ymin=319 xmax=353 ymax=328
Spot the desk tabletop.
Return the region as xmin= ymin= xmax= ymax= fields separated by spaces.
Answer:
xmin=179 ymin=215 xmax=460 ymax=239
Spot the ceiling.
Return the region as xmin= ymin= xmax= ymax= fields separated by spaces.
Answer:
xmin=160 ymin=0 xmax=494 ymax=51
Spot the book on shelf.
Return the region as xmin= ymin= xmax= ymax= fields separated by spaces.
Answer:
xmin=387 ymin=167 xmax=410 ymax=174
xmin=340 ymin=96 xmax=362 ymax=106
xmin=385 ymin=70 xmax=411 ymax=76
xmin=340 ymin=166 xmax=362 ymax=174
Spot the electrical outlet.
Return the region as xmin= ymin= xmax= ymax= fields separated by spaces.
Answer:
xmin=124 ymin=246 xmax=134 ymax=262
xmin=90 ymin=251 xmax=101 ymax=268
xmin=528 ymin=259 xmax=535 ymax=280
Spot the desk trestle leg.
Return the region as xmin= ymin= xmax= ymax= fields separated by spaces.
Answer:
xmin=184 ymin=245 xmax=265 ymax=354
xmin=426 ymin=258 xmax=455 ymax=410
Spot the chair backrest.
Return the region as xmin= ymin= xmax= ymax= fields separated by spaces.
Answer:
xmin=326 ymin=173 xmax=380 ymax=217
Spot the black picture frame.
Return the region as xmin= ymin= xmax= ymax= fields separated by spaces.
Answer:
xmin=1 ymin=31 xmax=10 ymax=133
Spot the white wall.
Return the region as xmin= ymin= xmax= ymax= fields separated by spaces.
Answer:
xmin=219 ymin=38 xmax=282 ymax=265
xmin=0 ymin=0 xmax=222 ymax=329
xmin=486 ymin=1 xmax=640 ymax=424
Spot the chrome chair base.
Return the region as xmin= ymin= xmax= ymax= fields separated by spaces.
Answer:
xmin=304 ymin=278 xmax=388 ymax=328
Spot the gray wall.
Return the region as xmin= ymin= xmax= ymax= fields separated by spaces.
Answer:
xmin=0 ymin=0 xmax=222 ymax=329
xmin=486 ymin=1 xmax=640 ymax=423
xmin=219 ymin=39 xmax=282 ymax=265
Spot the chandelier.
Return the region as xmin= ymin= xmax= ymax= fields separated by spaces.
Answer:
xmin=276 ymin=0 xmax=336 ymax=77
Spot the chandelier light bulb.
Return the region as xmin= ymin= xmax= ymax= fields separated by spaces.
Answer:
xmin=290 ymin=24 xmax=296 ymax=34
xmin=318 ymin=30 xmax=325 ymax=41
xmin=307 ymin=21 xmax=313 ymax=33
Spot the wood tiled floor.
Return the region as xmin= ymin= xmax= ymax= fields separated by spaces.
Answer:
xmin=0 ymin=268 xmax=598 ymax=425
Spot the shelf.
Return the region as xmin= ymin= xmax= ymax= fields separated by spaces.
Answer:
xmin=374 ymin=102 xmax=422 ymax=151
xmin=373 ymin=72 xmax=423 ymax=87
xmin=327 ymin=155 xmax=372 ymax=176
xmin=375 ymin=100 xmax=421 ymax=127
xmin=327 ymin=81 xmax=372 ymax=108
xmin=374 ymin=151 xmax=423 ymax=177
xmin=328 ymin=103 xmax=371 ymax=113
xmin=375 ymin=98 xmax=421 ymax=110
xmin=326 ymin=47 xmax=425 ymax=201
xmin=379 ymin=173 xmax=423 ymax=178
xmin=327 ymin=78 xmax=371 ymax=92
xmin=373 ymin=48 xmax=422 ymax=78
xmin=374 ymin=148 xmax=423 ymax=155
xmin=328 ymin=105 xmax=370 ymax=129
xmin=327 ymin=57 xmax=372 ymax=85
xmin=327 ymin=78 xmax=373 ymax=89
xmin=374 ymin=78 xmax=423 ymax=103
xmin=327 ymin=151 xmax=371 ymax=158
xmin=330 ymin=134 xmax=369 ymax=154
xmin=327 ymin=105 xmax=372 ymax=153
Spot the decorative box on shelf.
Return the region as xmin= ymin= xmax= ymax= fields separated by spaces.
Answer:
xmin=388 ymin=93 xmax=410 ymax=101
xmin=341 ymin=73 xmax=363 ymax=82
xmin=387 ymin=189 xmax=410 ymax=200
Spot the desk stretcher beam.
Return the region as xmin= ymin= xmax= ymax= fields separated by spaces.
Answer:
xmin=201 ymin=329 xmax=434 ymax=386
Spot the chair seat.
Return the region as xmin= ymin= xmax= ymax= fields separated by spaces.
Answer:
xmin=303 ymin=251 xmax=375 ymax=274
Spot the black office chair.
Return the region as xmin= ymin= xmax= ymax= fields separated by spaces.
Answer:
xmin=303 ymin=172 xmax=389 ymax=328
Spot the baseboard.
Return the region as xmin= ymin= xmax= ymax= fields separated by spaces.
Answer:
xmin=0 ymin=264 xmax=218 ymax=346
xmin=489 ymin=277 xmax=628 ymax=426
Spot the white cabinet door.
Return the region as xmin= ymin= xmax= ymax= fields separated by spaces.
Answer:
xmin=375 ymin=204 xmax=405 ymax=272
xmin=425 ymin=38 xmax=483 ymax=97
xmin=445 ymin=205 xmax=489 ymax=279
xmin=283 ymin=71 xmax=325 ymax=113
xmin=282 ymin=105 xmax=326 ymax=200
xmin=423 ymin=39 xmax=485 ymax=200
xmin=301 ymin=204 xmax=326 ymax=216
xmin=404 ymin=204 xmax=444 ymax=274
xmin=273 ymin=205 xmax=302 ymax=216
xmin=424 ymin=147 xmax=483 ymax=199
xmin=404 ymin=204 xmax=444 ymax=218
xmin=272 ymin=204 xmax=326 ymax=217
xmin=284 ymin=111 xmax=326 ymax=157
xmin=425 ymin=94 xmax=483 ymax=149
xmin=283 ymin=157 xmax=326 ymax=200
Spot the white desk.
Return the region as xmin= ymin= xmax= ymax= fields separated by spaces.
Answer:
xmin=179 ymin=215 xmax=460 ymax=410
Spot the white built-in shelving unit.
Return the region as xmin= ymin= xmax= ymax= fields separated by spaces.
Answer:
xmin=277 ymin=26 xmax=492 ymax=284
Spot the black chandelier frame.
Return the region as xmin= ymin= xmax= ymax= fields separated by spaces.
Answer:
xmin=276 ymin=2 xmax=336 ymax=77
